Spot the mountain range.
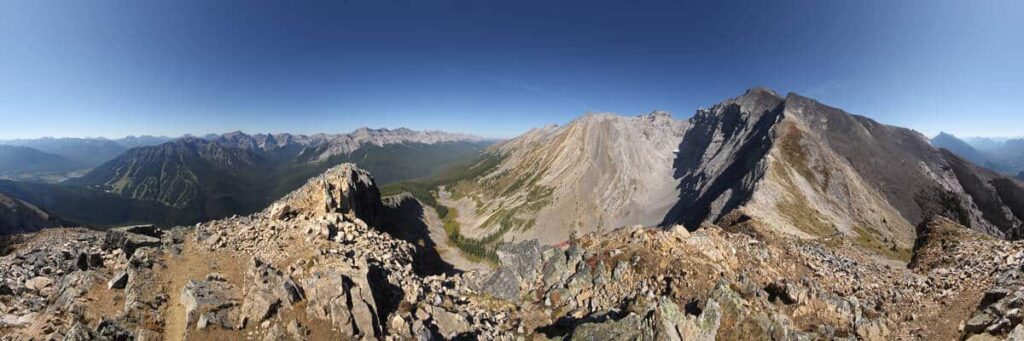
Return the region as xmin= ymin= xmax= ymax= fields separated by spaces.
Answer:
xmin=395 ymin=88 xmax=1024 ymax=262
xmin=0 ymin=128 xmax=490 ymax=228
xmin=0 ymin=145 xmax=83 ymax=175
xmin=0 ymin=136 xmax=171 ymax=168
xmin=4 ymin=88 xmax=1024 ymax=340
xmin=932 ymin=133 xmax=1024 ymax=176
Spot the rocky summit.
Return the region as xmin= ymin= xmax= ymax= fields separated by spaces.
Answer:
xmin=2 ymin=163 xmax=1024 ymax=340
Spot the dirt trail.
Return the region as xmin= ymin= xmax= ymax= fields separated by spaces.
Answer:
xmin=159 ymin=239 xmax=247 ymax=341
xmin=161 ymin=243 xmax=195 ymax=341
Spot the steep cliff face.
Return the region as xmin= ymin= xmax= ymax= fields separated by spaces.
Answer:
xmin=662 ymin=87 xmax=783 ymax=228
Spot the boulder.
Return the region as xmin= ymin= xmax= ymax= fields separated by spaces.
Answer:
xmin=569 ymin=312 xmax=654 ymax=341
xmin=496 ymin=240 xmax=543 ymax=279
xmin=476 ymin=267 xmax=522 ymax=301
xmin=241 ymin=258 xmax=304 ymax=323
xmin=427 ymin=305 xmax=471 ymax=338
xmin=180 ymin=277 xmax=239 ymax=330
xmin=107 ymin=271 xmax=129 ymax=290
xmin=301 ymin=267 xmax=382 ymax=338
xmin=612 ymin=260 xmax=629 ymax=280
xmin=269 ymin=203 xmax=293 ymax=220
xmin=25 ymin=276 xmax=53 ymax=291
xmin=302 ymin=271 xmax=356 ymax=335
xmin=669 ymin=224 xmax=691 ymax=239
xmin=542 ymin=248 xmax=570 ymax=288
xmin=121 ymin=233 xmax=161 ymax=259
xmin=64 ymin=323 xmax=97 ymax=341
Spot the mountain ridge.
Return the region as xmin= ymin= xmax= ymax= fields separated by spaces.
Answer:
xmin=424 ymin=88 xmax=1024 ymax=259
xmin=0 ymin=145 xmax=83 ymax=175
xmin=0 ymin=128 xmax=493 ymax=229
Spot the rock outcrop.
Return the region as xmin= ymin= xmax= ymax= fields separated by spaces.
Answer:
xmin=269 ymin=163 xmax=384 ymax=226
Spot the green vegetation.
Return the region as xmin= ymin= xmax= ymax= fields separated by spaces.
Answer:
xmin=381 ymin=150 xmax=557 ymax=264
xmin=381 ymin=151 xmax=504 ymax=214
xmin=442 ymin=208 xmax=499 ymax=263
xmin=23 ymin=140 xmax=492 ymax=229
xmin=0 ymin=180 xmax=203 ymax=228
xmin=381 ymin=152 xmax=507 ymax=263
xmin=852 ymin=226 xmax=912 ymax=262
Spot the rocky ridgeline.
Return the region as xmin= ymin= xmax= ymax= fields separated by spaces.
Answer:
xmin=3 ymin=164 xmax=1024 ymax=340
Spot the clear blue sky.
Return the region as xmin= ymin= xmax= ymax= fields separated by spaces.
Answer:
xmin=1 ymin=0 xmax=1021 ymax=139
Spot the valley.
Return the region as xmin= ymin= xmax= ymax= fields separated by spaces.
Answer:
xmin=384 ymin=88 xmax=1024 ymax=268
xmin=3 ymin=1 xmax=1020 ymax=339
xmin=2 ymin=89 xmax=1024 ymax=340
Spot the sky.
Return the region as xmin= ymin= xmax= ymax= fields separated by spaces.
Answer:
xmin=1 ymin=0 xmax=1022 ymax=139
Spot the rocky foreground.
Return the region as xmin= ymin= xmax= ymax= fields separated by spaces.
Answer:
xmin=2 ymin=164 xmax=1024 ymax=340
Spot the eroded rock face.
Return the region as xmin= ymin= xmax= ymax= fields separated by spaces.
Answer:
xmin=240 ymin=258 xmax=304 ymax=325
xmin=270 ymin=163 xmax=383 ymax=226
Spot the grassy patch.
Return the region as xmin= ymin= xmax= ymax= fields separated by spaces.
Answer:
xmin=852 ymin=226 xmax=912 ymax=262
xmin=380 ymin=152 xmax=508 ymax=262
xmin=443 ymin=208 xmax=499 ymax=264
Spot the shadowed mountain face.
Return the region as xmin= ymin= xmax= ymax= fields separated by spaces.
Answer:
xmin=664 ymin=88 xmax=783 ymax=228
xmin=0 ymin=180 xmax=202 ymax=228
xmin=380 ymin=193 xmax=457 ymax=276
xmin=0 ymin=192 xmax=62 ymax=235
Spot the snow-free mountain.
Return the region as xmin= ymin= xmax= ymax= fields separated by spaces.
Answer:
xmin=417 ymin=88 xmax=1024 ymax=261
xmin=0 ymin=128 xmax=491 ymax=229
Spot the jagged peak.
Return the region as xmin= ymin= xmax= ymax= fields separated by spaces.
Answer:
xmin=701 ymin=87 xmax=785 ymax=117
xmin=268 ymin=163 xmax=383 ymax=225
xmin=640 ymin=110 xmax=672 ymax=119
